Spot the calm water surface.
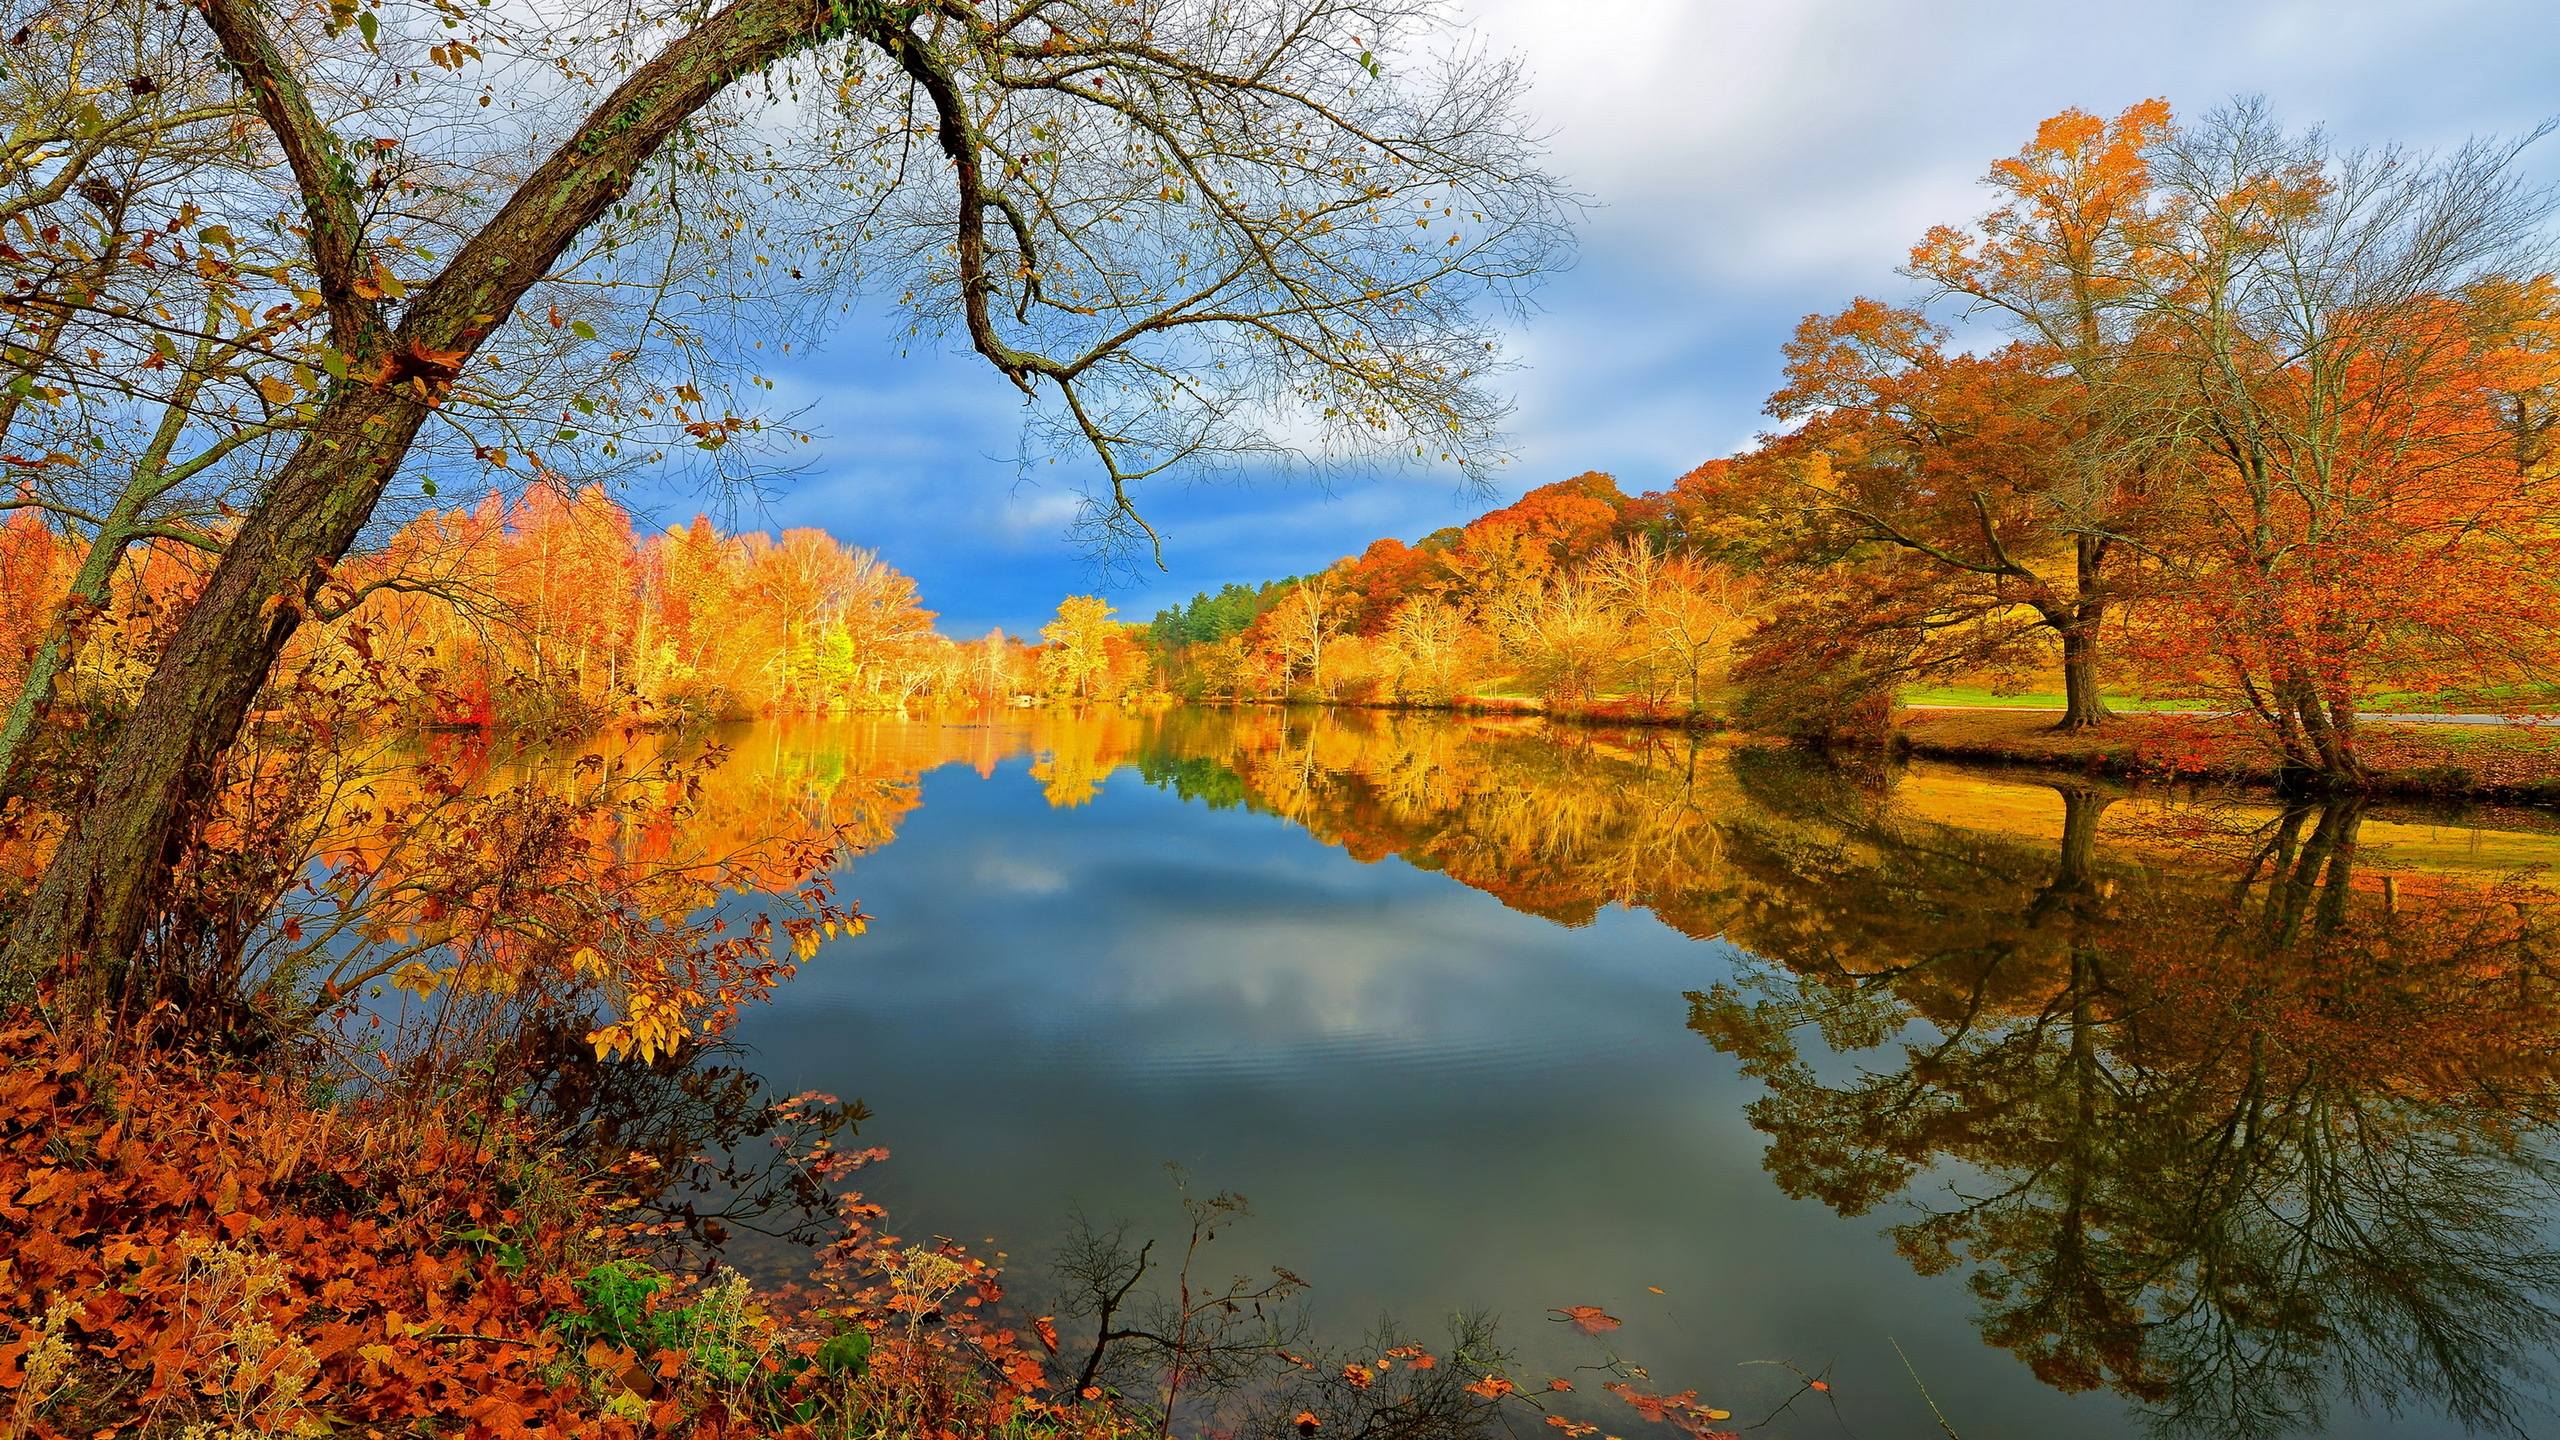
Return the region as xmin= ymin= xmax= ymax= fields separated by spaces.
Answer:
xmin=646 ymin=707 xmax=2560 ymax=1440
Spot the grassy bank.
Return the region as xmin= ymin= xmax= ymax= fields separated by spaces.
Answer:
xmin=1900 ymin=683 xmax=2560 ymax=716
xmin=1894 ymin=708 xmax=2560 ymax=803
xmin=1899 ymin=685 xmax=2189 ymax=712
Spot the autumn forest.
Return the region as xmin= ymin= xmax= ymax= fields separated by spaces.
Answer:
xmin=6 ymin=2 xmax=2560 ymax=1439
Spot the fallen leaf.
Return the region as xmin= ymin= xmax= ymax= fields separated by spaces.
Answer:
xmin=1551 ymin=1305 xmax=1622 ymax=1335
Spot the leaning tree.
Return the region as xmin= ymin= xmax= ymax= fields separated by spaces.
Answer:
xmin=1 ymin=0 xmax=1573 ymax=991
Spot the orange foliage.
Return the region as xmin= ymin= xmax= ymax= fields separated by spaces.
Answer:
xmin=0 ymin=1018 xmax=1103 ymax=1440
xmin=0 ymin=1025 xmax=594 ymax=1436
xmin=0 ymin=508 xmax=72 ymax=697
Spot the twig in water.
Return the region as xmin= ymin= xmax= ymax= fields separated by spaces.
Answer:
xmin=1890 ymin=1337 xmax=1961 ymax=1439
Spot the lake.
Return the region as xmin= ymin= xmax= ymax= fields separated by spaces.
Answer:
xmin=604 ymin=706 xmax=2560 ymax=1440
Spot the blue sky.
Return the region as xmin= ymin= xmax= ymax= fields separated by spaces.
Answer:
xmin=684 ymin=0 xmax=2560 ymax=638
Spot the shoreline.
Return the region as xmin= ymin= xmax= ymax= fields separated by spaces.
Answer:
xmin=1181 ymin=694 xmax=2560 ymax=805
xmin=1887 ymin=707 xmax=2560 ymax=806
xmin=358 ymin=694 xmax=2560 ymax=806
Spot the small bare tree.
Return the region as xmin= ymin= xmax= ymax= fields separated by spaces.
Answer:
xmin=1586 ymin=536 xmax=1746 ymax=709
xmin=1052 ymin=1175 xmax=1519 ymax=1440
xmin=1274 ymin=570 xmax=1347 ymax=696
xmin=1381 ymin=592 xmax=1474 ymax=701
xmin=1488 ymin=571 xmax=1625 ymax=703
xmin=1056 ymin=1183 xmax=1308 ymax=1434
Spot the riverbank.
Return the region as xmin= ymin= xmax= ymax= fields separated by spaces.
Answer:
xmin=1199 ymin=694 xmax=2560 ymax=803
xmin=1893 ymin=707 xmax=2560 ymax=803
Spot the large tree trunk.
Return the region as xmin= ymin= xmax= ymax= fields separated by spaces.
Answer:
xmin=2052 ymin=536 xmax=2113 ymax=731
xmin=2245 ymin=664 xmax=2320 ymax=780
xmin=2293 ymin=684 xmax=2366 ymax=790
xmin=2056 ymin=621 xmax=2112 ymax=731
xmin=2 ymin=0 xmax=863 ymax=998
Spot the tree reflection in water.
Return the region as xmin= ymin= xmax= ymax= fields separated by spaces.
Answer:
xmin=1132 ymin=710 xmax=2560 ymax=1438
xmin=1690 ymin=756 xmax=2560 ymax=1440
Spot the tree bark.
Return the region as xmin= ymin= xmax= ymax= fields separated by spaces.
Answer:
xmin=2052 ymin=535 xmax=2113 ymax=731
xmin=2056 ymin=620 xmax=2112 ymax=731
xmin=2 ymin=0 xmax=877 ymax=996
xmin=2292 ymin=683 xmax=2366 ymax=790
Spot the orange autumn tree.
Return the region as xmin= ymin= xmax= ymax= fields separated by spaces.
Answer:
xmin=1429 ymin=472 xmax=1630 ymax=608
xmin=1142 ymin=467 xmax=1780 ymax=711
xmin=1157 ymin=472 xmax=1674 ymax=705
xmin=0 ymin=519 xmax=222 ymax=800
xmin=324 ymin=486 xmax=645 ymax=729
xmin=489 ymin=487 xmax=643 ymax=716
xmin=1751 ymin=311 xmax=2121 ymax=723
xmin=1342 ymin=537 xmax=1435 ymax=635
xmin=2122 ymin=102 xmax=2560 ymax=782
xmin=1718 ymin=98 xmax=2560 ymax=771
xmin=1743 ymin=101 xmax=2176 ymax=731
xmin=2 ymin=482 xmax=959 ymax=738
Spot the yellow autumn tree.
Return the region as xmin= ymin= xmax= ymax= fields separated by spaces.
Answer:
xmin=1039 ymin=596 xmax=1119 ymax=700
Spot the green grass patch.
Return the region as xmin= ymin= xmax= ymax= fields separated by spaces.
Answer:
xmin=2362 ymin=683 xmax=2560 ymax=716
xmin=1899 ymin=685 xmax=2189 ymax=712
xmin=1901 ymin=682 xmax=2560 ymax=717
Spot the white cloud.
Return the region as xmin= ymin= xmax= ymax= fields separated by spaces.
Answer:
xmin=996 ymin=488 xmax=1085 ymax=542
xmin=970 ymin=850 xmax=1070 ymax=896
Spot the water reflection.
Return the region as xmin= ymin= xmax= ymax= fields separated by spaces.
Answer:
xmin=1161 ymin=710 xmax=2560 ymax=1435
xmin=1689 ymin=767 xmax=2560 ymax=1440
xmin=478 ymin=705 xmax=2560 ymax=1439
